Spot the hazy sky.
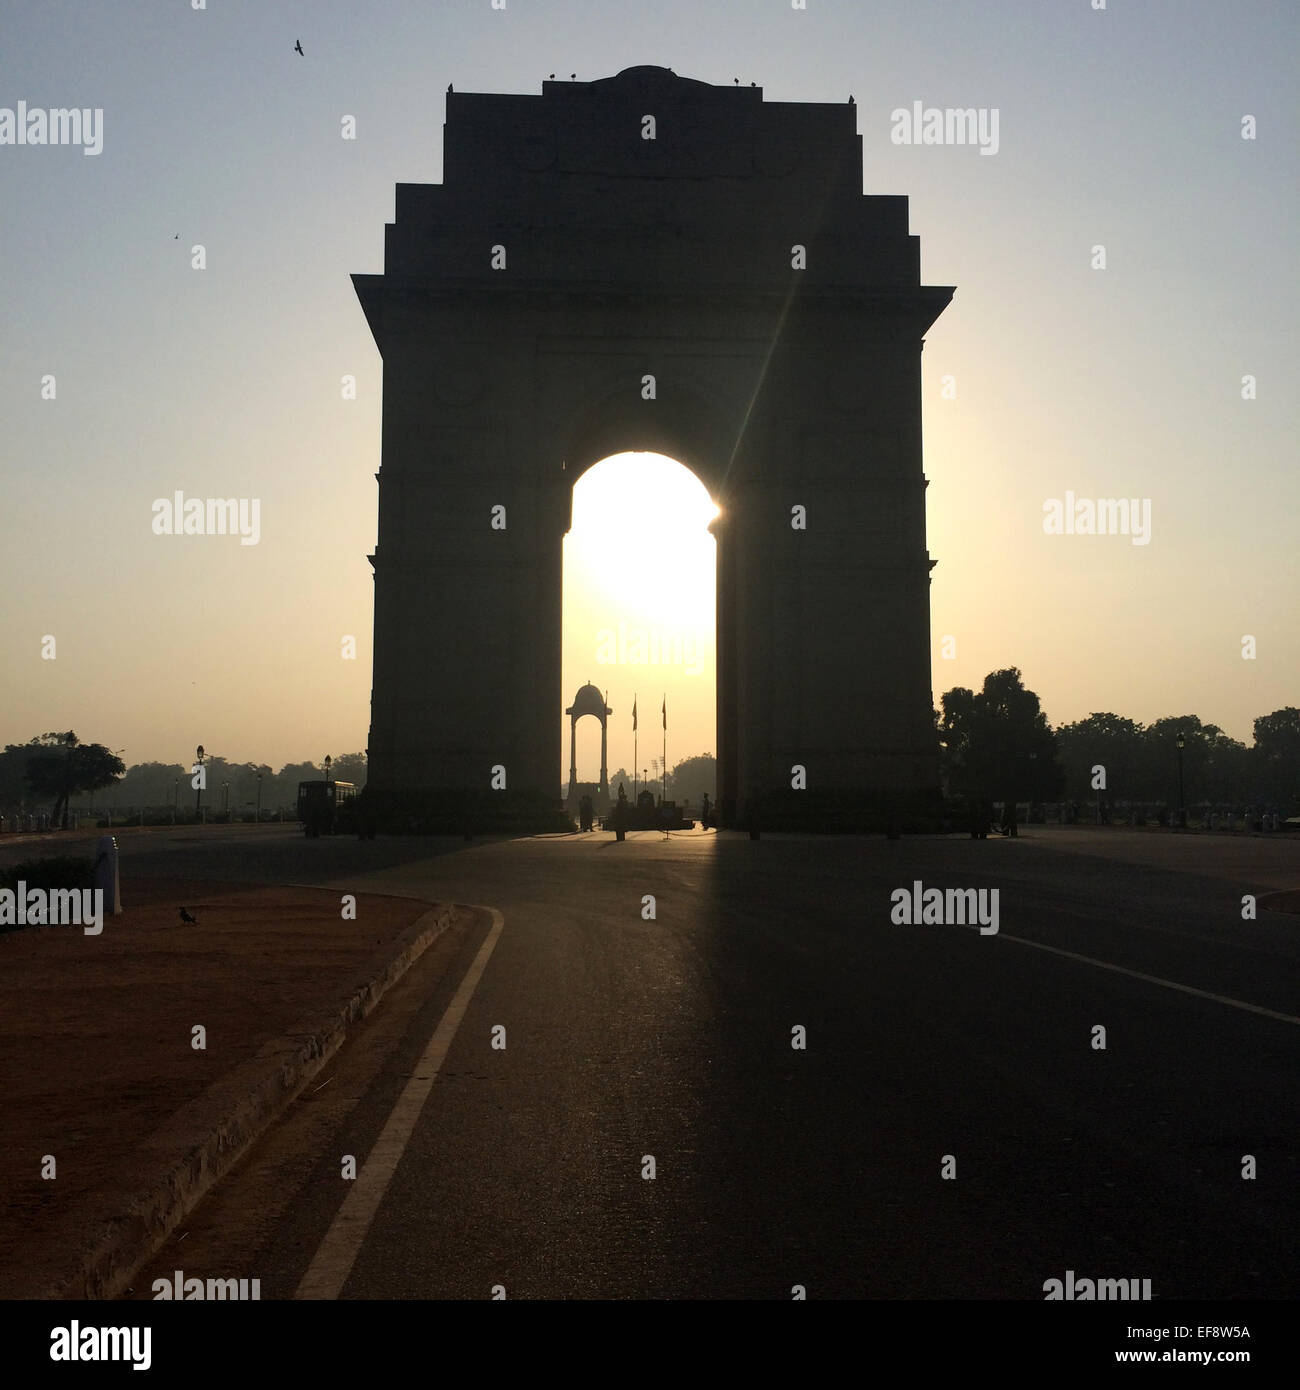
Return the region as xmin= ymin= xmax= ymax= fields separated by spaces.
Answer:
xmin=2 ymin=1 xmax=1295 ymax=779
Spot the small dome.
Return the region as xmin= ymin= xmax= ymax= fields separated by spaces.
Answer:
xmin=597 ymin=67 xmax=708 ymax=92
xmin=566 ymin=682 xmax=611 ymax=718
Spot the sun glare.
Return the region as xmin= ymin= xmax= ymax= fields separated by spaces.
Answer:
xmin=562 ymin=453 xmax=717 ymax=786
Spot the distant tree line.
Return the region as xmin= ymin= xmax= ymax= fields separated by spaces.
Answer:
xmin=939 ymin=670 xmax=1299 ymax=818
xmin=0 ymin=733 xmax=366 ymax=825
xmin=5 ymin=688 xmax=1297 ymax=831
xmin=606 ymin=752 xmax=716 ymax=806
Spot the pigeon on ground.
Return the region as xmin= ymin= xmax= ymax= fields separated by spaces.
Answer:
xmin=179 ymin=907 xmax=198 ymax=924
xmin=294 ymin=40 xmax=304 ymax=56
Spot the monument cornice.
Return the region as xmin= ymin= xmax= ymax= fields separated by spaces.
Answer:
xmin=353 ymin=274 xmax=953 ymax=342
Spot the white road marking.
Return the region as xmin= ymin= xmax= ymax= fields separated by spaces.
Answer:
xmin=999 ymin=932 xmax=1300 ymax=1026
xmin=295 ymin=905 xmax=505 ymax=1300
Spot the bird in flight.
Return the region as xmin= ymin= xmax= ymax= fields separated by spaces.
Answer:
xmin=294 ymin=40 xmax=304 ymax=56
xmin=179 ymin=907 xmax=198 ymax=924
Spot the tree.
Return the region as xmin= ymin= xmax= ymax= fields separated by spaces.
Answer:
xmin=23 ymin=732 xmax=125 ymax=827
xmin=1142 ymin=717 xmax=1209 ymax=809
xmin=1054 ymin=714 xmax=1261 ymax=812
xmin=669 ymin=753 xmax=716 ymax=805
xmin=1199 ymin=725 xmax=1252 ymax=806
xmin=0 ymin=743 xmax=37 ymax=811
xmin=1054 ymin=713 xmax=1145 ymax=806
xmin=273 ymin=762 xmax=324 ymax=811
xmin=1252 ymin=707 xmax=1300 ymax=811
xmin=939 ymin=670 xmax=1063 ymax=818
xmin=329 ymin=752 xmax=367 ymax=787
xmin=112 ymin=760 xmax=189 ymax=811
xmin=608 ymin=767 xmax=635 ymax=798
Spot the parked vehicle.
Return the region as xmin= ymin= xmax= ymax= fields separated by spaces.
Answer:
xmin=297 ymin=780 xmax=357 ymax=837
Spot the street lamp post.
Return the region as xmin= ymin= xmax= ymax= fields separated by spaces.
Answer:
xmin=1176 ymin=732 xmax=1186 ymax=828
xmin=195 ymin=745 xmax=205 ymax=821
xmin=62 ymin=731 xmax=77 ymax=831
xmin=256 ymin=772 xmax=263 ymax=822
xmin=172 ymin=777 xmax=178 ymax=825
xmin=222 ymin=782 xmax=230 ymax=818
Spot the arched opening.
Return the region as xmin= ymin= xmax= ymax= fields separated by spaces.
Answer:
xmin=562 ymin=452 xmax=717 ymax=821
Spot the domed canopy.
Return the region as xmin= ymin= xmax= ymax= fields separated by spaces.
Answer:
xmin=565 ymin=682 xmax=611 ymax=719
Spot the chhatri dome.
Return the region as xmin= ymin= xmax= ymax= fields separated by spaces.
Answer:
xmin=566 ymin=682 xmax=611 ymax=719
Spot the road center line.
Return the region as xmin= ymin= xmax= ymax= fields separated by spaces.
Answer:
xmin=998 ymin=932 xmax=1300 ymax=1027
xmin=295 ymin=905 xmax=505 ymax=1300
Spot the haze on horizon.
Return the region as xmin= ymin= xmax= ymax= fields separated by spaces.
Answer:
xmin=2 ymin=0 xmax=1295 ymax=775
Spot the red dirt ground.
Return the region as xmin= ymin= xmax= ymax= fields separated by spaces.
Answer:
xmin=0 ymin=877 xmax=430 ymax=1298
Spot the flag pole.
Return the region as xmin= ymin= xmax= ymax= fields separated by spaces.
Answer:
xmin=633 ymin=694 xmax=638 ymax=805
xmin=662 ymin=693 xmax=667 ymax=807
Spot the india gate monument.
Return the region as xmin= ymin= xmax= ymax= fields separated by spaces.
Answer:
xmin=353 ymin=67 xmax=954 ymax=830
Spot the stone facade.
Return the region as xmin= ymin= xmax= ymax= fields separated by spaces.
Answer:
xmin=353 ymin=67 xmax=953 ymax=826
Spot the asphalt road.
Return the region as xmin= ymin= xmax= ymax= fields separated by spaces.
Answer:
xmin=35 ymin=823 xmax=1298 ymax=1300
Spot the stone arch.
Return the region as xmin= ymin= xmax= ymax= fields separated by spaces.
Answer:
xmin=562 ymin=373 xmax=737 ymax=505
xmin=354 ymin=67 xmax=953 ymax=829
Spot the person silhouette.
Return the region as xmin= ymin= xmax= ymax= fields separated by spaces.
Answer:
xmin=701 ymin=792 xmax=711 ymax=829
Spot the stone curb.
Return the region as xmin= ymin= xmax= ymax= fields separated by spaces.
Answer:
xmin=47 ymin=901 xmax=461 ymax=1300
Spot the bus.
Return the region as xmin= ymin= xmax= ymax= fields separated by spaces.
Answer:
xmin=297 ymin=780 xmax=357 ymax=837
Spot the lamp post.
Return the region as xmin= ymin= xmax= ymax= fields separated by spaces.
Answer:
xmin=1176 ymin=732 xmax=1186 ymax=828
xmin=222 ymin=782 xmax=230 ymax=818
xmin=256 ymin=771 xmax=263 ymax=822
xmin=195 ymin=745 xmax=205 ymax=821
xmin=62 ymin=731 xmax=77 ymax=831
xmin=172 ymin=777 xmax=178 ymax=825
xmin=324 ymin=755 xmax=332 ymax=784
